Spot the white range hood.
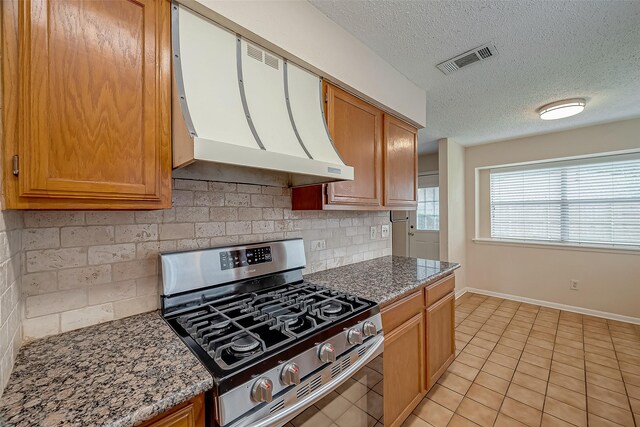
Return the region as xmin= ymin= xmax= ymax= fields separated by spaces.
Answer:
xmin=172 ymin=5 xmax=354 ymax=186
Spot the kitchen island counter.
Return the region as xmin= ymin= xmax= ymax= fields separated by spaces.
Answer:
xmin=0 ymin=312 xmax=213 ymax=427
xmin=305 ymin=256 xmax=460 ymax=306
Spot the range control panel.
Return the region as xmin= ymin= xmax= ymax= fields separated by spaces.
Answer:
xmin=220 ymin=246 xmax=272 ymax=270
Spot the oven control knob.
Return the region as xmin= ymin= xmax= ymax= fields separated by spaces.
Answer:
xmin=347 ymin=329 xmax=364 ymax=345
xmin=251 ymin=378 xmax=273 ymax=403
xmin=362 ymin=321 xmax=377 ymax=337
xmin=281 ymin=362 xmax=301 ymax=386
xmin=319 ymin=343 xmax=336 ymax=363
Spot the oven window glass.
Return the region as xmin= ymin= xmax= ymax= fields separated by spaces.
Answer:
xmin=289 ymin=355 xmax=383 ymax=426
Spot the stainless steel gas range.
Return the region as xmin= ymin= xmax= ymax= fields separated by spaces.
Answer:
xmin=160 ymin=239 xmax=384 ymax=427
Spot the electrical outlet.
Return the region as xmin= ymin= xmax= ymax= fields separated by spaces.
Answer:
xmin=570 ymin=280 xmax=579 ymax=291
xmin=310 ymin=240 xmax=326 ymax=251
xmin=381 ymin=225 xmax=390 ymax=238
xmin=370 ymin=226 xmax=377 ymax=239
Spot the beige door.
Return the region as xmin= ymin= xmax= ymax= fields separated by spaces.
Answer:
xmin=391 ymin=211 xmax=409 ymax=256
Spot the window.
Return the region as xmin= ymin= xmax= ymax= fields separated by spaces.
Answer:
xmin=490 ymin=153 xmax=640 ymax=247
xmin=417 ymin=187 xmax=439 ymax=230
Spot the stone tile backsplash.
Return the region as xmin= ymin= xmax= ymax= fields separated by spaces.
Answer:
xmin=20 ymin=179 xmax=391 ymax=341
xmin=0 ymin=210 xmax=22 ymax=391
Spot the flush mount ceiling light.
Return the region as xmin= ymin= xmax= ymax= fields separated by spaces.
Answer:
xmin=537 ymin=98 xmax=586 ymax=120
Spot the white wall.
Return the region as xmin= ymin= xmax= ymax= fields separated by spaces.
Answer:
xmin=465 ymin=118 xmax=640 ymax=319
xmin=183 ymin=0 xmax=426 ymax=127
xmin=419 ymin=153 xmax=438 ymax=174
xmin=439 ymin=139 xmax=466 ymax=289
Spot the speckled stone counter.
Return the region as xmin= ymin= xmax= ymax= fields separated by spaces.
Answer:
xmin=0 ymin=312 xmax=213 ymax=427
xmin=305 ymin=256 xmax=460 ymax=305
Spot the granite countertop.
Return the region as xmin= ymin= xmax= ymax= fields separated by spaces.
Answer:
xmin=0 ymin=312 xmax=213 ymax=427
xmin=305 ymin=256 xmax=460 ymax=305
xmin=0 ymin=256 xmax=456 ymax=426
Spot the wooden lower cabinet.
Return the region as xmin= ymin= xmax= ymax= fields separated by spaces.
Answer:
xmin=380 ymin=274 xmax=456 ymax=427
xmin=139 ymin=394 xmax=205 ymax=427
xmin=383 ymin=312 xmax=426 ymax=427
xmin=426 ymin=292 xmax=456 ymax=390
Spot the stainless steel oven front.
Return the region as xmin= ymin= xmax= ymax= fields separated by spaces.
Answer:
xmin=223 ymin=317 xmax=384 ymax=427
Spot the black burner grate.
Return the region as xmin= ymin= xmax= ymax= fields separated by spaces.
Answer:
xmin=175 ymin=282 xmax=370 ymax=371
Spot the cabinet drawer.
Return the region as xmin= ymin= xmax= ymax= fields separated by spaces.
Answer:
xmin=425 ymin=276 xmax=455 ymax=307
xmin=382 ymin=290 xmax=423 ymax=332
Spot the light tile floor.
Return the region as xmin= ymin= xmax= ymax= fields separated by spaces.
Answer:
xmin=404 ymin=292 xmax=640 ymax=427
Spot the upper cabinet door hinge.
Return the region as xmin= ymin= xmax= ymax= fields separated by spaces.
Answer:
xmin=12 ymin=155 xmax=19 ymax=176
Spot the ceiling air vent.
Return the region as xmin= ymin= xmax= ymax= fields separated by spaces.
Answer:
xmin=437 ymin=43 xmax=498 ymax=75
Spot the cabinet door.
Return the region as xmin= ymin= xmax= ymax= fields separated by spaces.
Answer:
xmin=139 ymin=394 xmax=205 ymax=427
xmin=325 ymin=84 xmax=383 ymax=208
xmin=383 ymin=115 xmax=417 ymax=208
xmin=4 ymin=0 xmax=171 ymax=209
xmin=426 ymin=292 xmax=456 ymax=390
xmin=384 ymin=313 xmax=426 ymax=427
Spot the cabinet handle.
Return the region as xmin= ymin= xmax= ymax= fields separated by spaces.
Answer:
xmin=12 ymin=155 xmax=19 ymax=176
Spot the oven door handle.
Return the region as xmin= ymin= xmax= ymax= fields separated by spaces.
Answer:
xmin=230 ymin=335 xmax=384 ymax=427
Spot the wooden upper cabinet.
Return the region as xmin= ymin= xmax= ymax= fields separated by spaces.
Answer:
xmin=384 ymin=115 xmax=417 ymax=208
xmin=325 ymin=84 xmax=383 ymax=208
xmin=2 ymin=0 xmax=172 ymax=209
xmin=291 ymin=82 xmax=417 ymax=211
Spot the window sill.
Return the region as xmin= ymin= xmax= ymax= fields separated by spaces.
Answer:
xmin=472 ymin=238 xmax=640 ymax=255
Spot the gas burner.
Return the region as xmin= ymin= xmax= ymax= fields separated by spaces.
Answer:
xmin=278 ymin=314 xmax=315 ymax=334
xmin=292 ymin=318 xmax=313 ymax=333
xmin=230 ymin=334 xmax=261 ymax=353
xmin=252 ymin=295 xmax=278 ymax=307
xmin=277 ymin=314 xmax=300 ymax=325
xmin=321 ymin=301 xmax=343 ymax=316
xmin=198 ymin=323 xmax=232 ymax=341
xmin=211 ymin=319 xmax=231 ymax=329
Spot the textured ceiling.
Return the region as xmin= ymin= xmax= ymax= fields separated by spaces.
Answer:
xmin=308 ymin=0 xmax=640 ymax=154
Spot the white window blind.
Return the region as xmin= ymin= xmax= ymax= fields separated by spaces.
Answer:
xmin=490 ymin=153 xmax=640 ymax=248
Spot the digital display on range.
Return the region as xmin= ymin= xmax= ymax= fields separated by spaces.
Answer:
xmin=220 ymin=246 xmax=272 ymax=270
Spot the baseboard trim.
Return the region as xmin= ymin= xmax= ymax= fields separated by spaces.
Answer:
xmin=457 ymin=287 xmax=640 ymax=325
xmin=455 ymin=288 xmax=469 ymax=299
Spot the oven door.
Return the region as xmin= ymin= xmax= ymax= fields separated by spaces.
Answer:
xmin=228 ymin=335 xmax=384 ymax=427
